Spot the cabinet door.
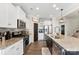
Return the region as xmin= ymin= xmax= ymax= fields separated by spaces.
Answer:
xmin=2 ymin=39 xmax=23 ymax=55
xmin=52 ymin=43 xmax=63 ymax=55
xmin=0 ymin=3 xmax=8 ymax=27
xmin=15 ymin=39 xmax=23 ymax=55
xmin=7 ymin=4 xmax=17 ymax=28
xmin=2 ymin=45 xmax=16 ymax=55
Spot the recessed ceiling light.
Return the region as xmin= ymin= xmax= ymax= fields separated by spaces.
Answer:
xmin=36 ymin=7 xmax=39 ymax=10
xmin=56 ymin=7 xmax=59 ymax=10
xmin=53 ymin=4 xmax=56 ymax=8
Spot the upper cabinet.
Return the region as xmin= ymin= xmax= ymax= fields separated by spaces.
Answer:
xmin=7 ymin=4 xmax=17 ymax=28
xmin=0 ymin=3 xmax=8 ymax=27
xmin=16 ymin=6 xmax=26 ymax=22
xmin=0 ymin=3 xmax=26 ymax=28
xmin=0 ymin=3 xmax=17 ymax=28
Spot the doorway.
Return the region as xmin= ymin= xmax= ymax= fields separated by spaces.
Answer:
xmin=61 ymin=25 xmax=65 ymax=35
xmin=34 ymin=23 xmax=38 ymax=42
xmin=44 ymin=25 xmax=52 ymax=34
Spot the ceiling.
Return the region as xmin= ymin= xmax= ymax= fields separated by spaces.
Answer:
xmin=65 ymin=8 xmax=79 ymax=19
xmin=13 ymin=3 xmax=79 ymax=21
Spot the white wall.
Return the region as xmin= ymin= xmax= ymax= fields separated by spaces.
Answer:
xmin=65 ymin=17 xmax=79 ymax=36
xmin=43 ymin=20 xmax=52 ymax=25
xmin=25 ymin=17 xmax=33 ymax=44
xmin=52 ymin=17 xmax=60 ymax=35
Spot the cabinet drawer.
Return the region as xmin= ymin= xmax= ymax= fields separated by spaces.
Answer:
xmin=15 ymin=39 xmax=23 ymax=55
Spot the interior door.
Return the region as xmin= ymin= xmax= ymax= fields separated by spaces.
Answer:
xmin=34 ymin=23 xmax=38 ymax=42
xmin=61 ymin=25 xmax=65 ymax=35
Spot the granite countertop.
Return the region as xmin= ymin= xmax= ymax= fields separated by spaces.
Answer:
xmin=46 ymin=34 xmax=79 ymax=51
xmin=0 ymin=37 xmax=23 ymax=49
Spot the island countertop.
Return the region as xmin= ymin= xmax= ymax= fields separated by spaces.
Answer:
xmin=0 ymin=37 xmax=23 ymax=49
xmin=46 ymin=34 xmax=79 ymax=51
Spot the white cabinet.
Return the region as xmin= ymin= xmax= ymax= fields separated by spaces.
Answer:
xmin=7 ymin=4 xmax=17 ymax=28
xmin=15 ymin=39 xmax=23 ymax=55
xmin=1 ymin=39 xmax=23 ymax=55
xmin=7 ymin=4 xmax=27 ymax=28
xmin=0 ymin=3 xmax=17 ymax=28
xmin=0 ymin=3 xmax=26 ymax=28
xmin=0 ymin=3 xmax=8 ymax=27
xmin=38 ymin=33 xmax=44 ymax=40
xmin=2 ymin=45 xmax=17 ymax=55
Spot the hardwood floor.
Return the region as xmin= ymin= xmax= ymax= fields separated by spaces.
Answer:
xmin=24 ymin=40 xmax=47 ymax=55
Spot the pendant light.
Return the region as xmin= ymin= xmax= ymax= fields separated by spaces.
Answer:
xmin=59 ymin=9 xmax=64 ymax=23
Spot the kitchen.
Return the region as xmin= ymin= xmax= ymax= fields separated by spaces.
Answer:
xmin=0 ymin=3 xmax=79 ymax=55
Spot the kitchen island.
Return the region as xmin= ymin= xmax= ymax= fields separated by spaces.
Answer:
xmin=45 ymin=34 xmax=79 ymax=55
xmin=0 ymin=37 xmax=23 ymax=55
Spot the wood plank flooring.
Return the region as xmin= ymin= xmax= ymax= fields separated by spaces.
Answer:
xmin=24 ymin=40 xmax=47 ymax=55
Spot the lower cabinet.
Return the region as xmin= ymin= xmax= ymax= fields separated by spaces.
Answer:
xmin=45 ymin=34 xmax=65 ymax=55
xmin=46 ymin=35 xmax=53 ymax=54
xmin=52 ymin=42 xmax=64 ymax=55
xmin=2 ymin=39 xmax=23 ymax=55
xmin=45 ymin=35 xmax=79 ymax=55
